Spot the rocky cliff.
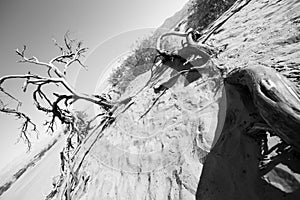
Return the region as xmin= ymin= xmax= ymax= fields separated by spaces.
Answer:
xmin=2 ymin=0 xmax=300 ymax=199
xmin=58 ymin=0 xmax=300 ymax=199
xmin=196 ymin=0 xmax=300 ymax=199
xmin=67 ymin=56 xmax=222 ymax=199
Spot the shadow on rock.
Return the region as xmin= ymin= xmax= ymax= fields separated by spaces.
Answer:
xmin=196 ymin=65 xmax=300 ymax=200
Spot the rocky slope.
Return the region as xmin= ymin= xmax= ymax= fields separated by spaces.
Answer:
xmin=54 ymin=0 xmax=300 ymax=199
xmin=1 ymin=0 xmax=300 ymax=199
xmin=69 ymin=58 xmax=222 ymax=199
xmin=208 ymin=0 xmax=300 ymax=83
xmin=68 ymin=0 xmax=300 ymax=199
xmin=196 ymin=0 xmax=300 ymax=199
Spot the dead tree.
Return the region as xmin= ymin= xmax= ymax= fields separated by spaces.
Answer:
xmin=196 ymin=65 xmax=300 ymax=200
xmin=155 ymin=30 xmax=300 ymax=199
xmin=0 ymin=32 xmax=113 ymax=150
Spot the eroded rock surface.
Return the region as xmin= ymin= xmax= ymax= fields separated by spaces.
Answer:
xmin=196 ymin=0 xmax=300 ymax=199
xmin=210 ymin=0 xmax=300 ymax=85
xmin=69 ymin=0 xmax=300 ymax=199
xmin=72 ymin=59 xmax=222 ymax=200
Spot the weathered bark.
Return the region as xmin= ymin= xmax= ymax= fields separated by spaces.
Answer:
xmin=196 ymin=65 xmax=300 ymax=199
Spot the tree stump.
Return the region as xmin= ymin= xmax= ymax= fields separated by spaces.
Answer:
xmin=196 ymin=65 xmax=300 ymax=200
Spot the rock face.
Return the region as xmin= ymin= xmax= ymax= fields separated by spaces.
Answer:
xmin=209 ymin=0 xmax=300 ymax=85
xmin=58 ymin=0 xmax=300 ymax=199
xmin=71 ymin=54 xmax=223 ymax=200
xmin=195 ymin=0 xmax=300 ymax=199
xmin=1 ymin=1 xmax=299 ymax=199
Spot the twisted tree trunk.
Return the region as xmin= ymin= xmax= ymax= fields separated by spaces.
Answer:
xmin=196 ymin=65 xmax=300 ymax=200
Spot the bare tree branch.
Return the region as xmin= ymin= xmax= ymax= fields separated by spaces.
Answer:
xmin=0 ymin=100 xmax=38 ymax=150
xmin=0 ymin=34 xmax=114 ymax=150
xmin=16 ymin=46 xmax=65 ymax=78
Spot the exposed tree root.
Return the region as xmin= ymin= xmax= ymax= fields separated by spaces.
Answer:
xmin=196 ymin=65 xmax=300 ymax=200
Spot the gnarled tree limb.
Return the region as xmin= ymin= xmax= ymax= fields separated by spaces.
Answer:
xmin=0 ymin=34 xmax=113 ymax=149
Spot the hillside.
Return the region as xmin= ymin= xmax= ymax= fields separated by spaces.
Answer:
xmin=56 ymin=0 xmax=300 ymax=199
xmin=154 ymin=0 xmax=191 ymax=34
xmin=1 ymin=0 xmax=300 ymax=199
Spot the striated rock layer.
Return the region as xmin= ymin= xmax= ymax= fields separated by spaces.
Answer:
xmin=196 ymin=0 xmax=300 ymax=199
xmin=71 ymin=59 xmax=223 ymax=200
xmin=67 ymin=0 xmax=300 ymax=199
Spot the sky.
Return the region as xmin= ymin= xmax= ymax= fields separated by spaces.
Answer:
xmin=0 ymin=0 xmax=188 ymax=170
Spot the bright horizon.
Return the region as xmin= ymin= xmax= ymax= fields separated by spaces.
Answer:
xmin=0 ymin=0 xmax=189 ymax=170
